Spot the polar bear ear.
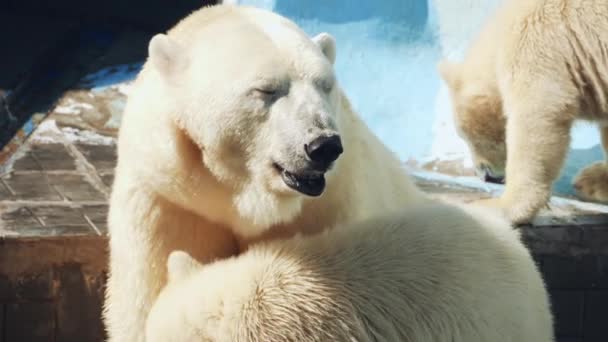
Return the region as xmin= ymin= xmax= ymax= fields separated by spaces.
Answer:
xmin=312 ymin=33 xmax=336 ymax=65
xmin=167 ymin=251 xmax=202 ymax=282
xmin=437 ymin=60 xmax=462 ymax=90
xmin=148 ymin=34 xmax=186 ymax=78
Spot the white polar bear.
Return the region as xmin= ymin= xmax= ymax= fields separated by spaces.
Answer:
xmin=146 ymin=202 xmax=554 ymax=342
xmin=104 ymin=5 xmax=427 ymax=341
xmin=438 ymin=0 xmax=608 ymax=224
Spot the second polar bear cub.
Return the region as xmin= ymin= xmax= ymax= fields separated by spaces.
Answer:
xmin=146 ymin=203 xmax=554 ymax=342
xmin=439 ymin=0 xmax=608 ymax=224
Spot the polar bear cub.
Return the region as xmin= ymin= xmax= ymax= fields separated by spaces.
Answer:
xmin=146 ymin=203 xmax=554 ymax=342
xmin=438 ymin=0 xmax=608 ymax=224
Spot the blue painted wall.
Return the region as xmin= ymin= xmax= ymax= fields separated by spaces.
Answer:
xmin=231 ymin=0 xmax=441 ymax=163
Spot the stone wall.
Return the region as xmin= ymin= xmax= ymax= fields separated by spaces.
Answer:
xmin=1 ymin=222 xmax=607 ymax=342
xmin=525 ymin=225 xmax=608 ymax=342
xmin=0 ymin=237 xmax=107 ymax=342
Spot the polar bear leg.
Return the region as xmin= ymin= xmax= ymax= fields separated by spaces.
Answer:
xmin=104 ymin=226 xmax=164 ymax=342
xmin=476 ymin=79 xmax=575 ymax=224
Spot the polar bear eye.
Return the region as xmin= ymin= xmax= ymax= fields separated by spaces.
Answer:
xmin=317 ymin=78 xmax=335 ymax=93
xmin=254 ymin=88 xmax=277 ymax=96
xmin=251 ymin=87 xmax=281 ymax=102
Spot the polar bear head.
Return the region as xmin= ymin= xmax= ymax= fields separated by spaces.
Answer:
xmin=145 ymin=250 xmax=266 ymax=342
xmin=147 ymin=6 xmax=344 ymax=231
xmin=438 ymin=60 xmax=506 ymax=183
xmin=145 ymin=251 xmax=216 ymax=342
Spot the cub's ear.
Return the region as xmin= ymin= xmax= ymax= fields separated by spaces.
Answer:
xmin=437 ymin=60 xmax=462 ymax=90
xmin=148 ymin=34 xmax=186 ymax=78
xmin=312 ymin=32 xmax=336 ymax=65
xmin=167 ymin=250 xmax=202 ymax=283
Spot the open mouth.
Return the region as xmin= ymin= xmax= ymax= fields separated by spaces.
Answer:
xmin=273 ymin=163 xmax=326 ymax=197
xmin=484 ymin=173 xmax=504 ymax=184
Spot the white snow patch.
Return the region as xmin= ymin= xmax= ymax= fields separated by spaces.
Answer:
xmin=549 ymin=197 xmax=608 ymax=213
xmin=30 ymin=120 xmax=65 ymax=144
xmin=61 ymin=126 xmax=115 ymax=145
xmin=410 ymin=169 xmax=503 ymax=195
xmin=54 ymin=99 xmax=94 ymax=115
xmin=411 ymin=169 xmax=608 ymax=213
xmin=30 ymin=119 xmax=115 ymax=145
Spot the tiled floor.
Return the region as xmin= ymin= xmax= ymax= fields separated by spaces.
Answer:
xmin=0 ymin=142 xmax=111 ymax=238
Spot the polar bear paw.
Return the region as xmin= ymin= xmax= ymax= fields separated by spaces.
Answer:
xmin=573 ymin=162 xmax=608 ymax=203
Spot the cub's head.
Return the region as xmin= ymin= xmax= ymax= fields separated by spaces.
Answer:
xmin=145 ymin=251 xmax=211 ymax=342
xmin=147 ymin=6 xmax=344 ymax=231
xmin=146 ymin=250 xmax=264 ymax=342
xmin=438 ymin=60 xmax=506 ymax=183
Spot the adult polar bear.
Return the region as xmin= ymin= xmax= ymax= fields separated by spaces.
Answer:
xmin=439 ymin=0 xmax=608 ymax=224
xmin=104 ymin=4 xmax=427 ymax=341
xmin=146 ymin=204 xmax=554 ymax=342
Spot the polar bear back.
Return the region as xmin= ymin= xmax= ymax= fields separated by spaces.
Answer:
xmin=146 ymin=202 xmax=554 ymax=342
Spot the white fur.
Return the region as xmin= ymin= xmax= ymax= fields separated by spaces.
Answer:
xmin=148 ymin=34 xmax=185 ymax=77
xmin=439 ymin=0 xmax=608 ymax=223
xmin=104 ymin=5 xmax=425 ymax=341
xmin=147 ymin=202 xmax=554 ymax=342
xmin=312 ymin=32 xmax=336 ymax=65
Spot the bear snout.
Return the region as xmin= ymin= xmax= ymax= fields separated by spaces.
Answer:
xmin=304 ymin=134 xmax=343 ymax=170
xmin=476 ymin=163 xmax=505 ymax=184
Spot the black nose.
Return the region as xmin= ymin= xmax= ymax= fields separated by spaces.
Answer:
xmin=477 ymin=164 xmax=505 ymax=184
xmin=305 ymin=134 xmax=343 ymax=166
